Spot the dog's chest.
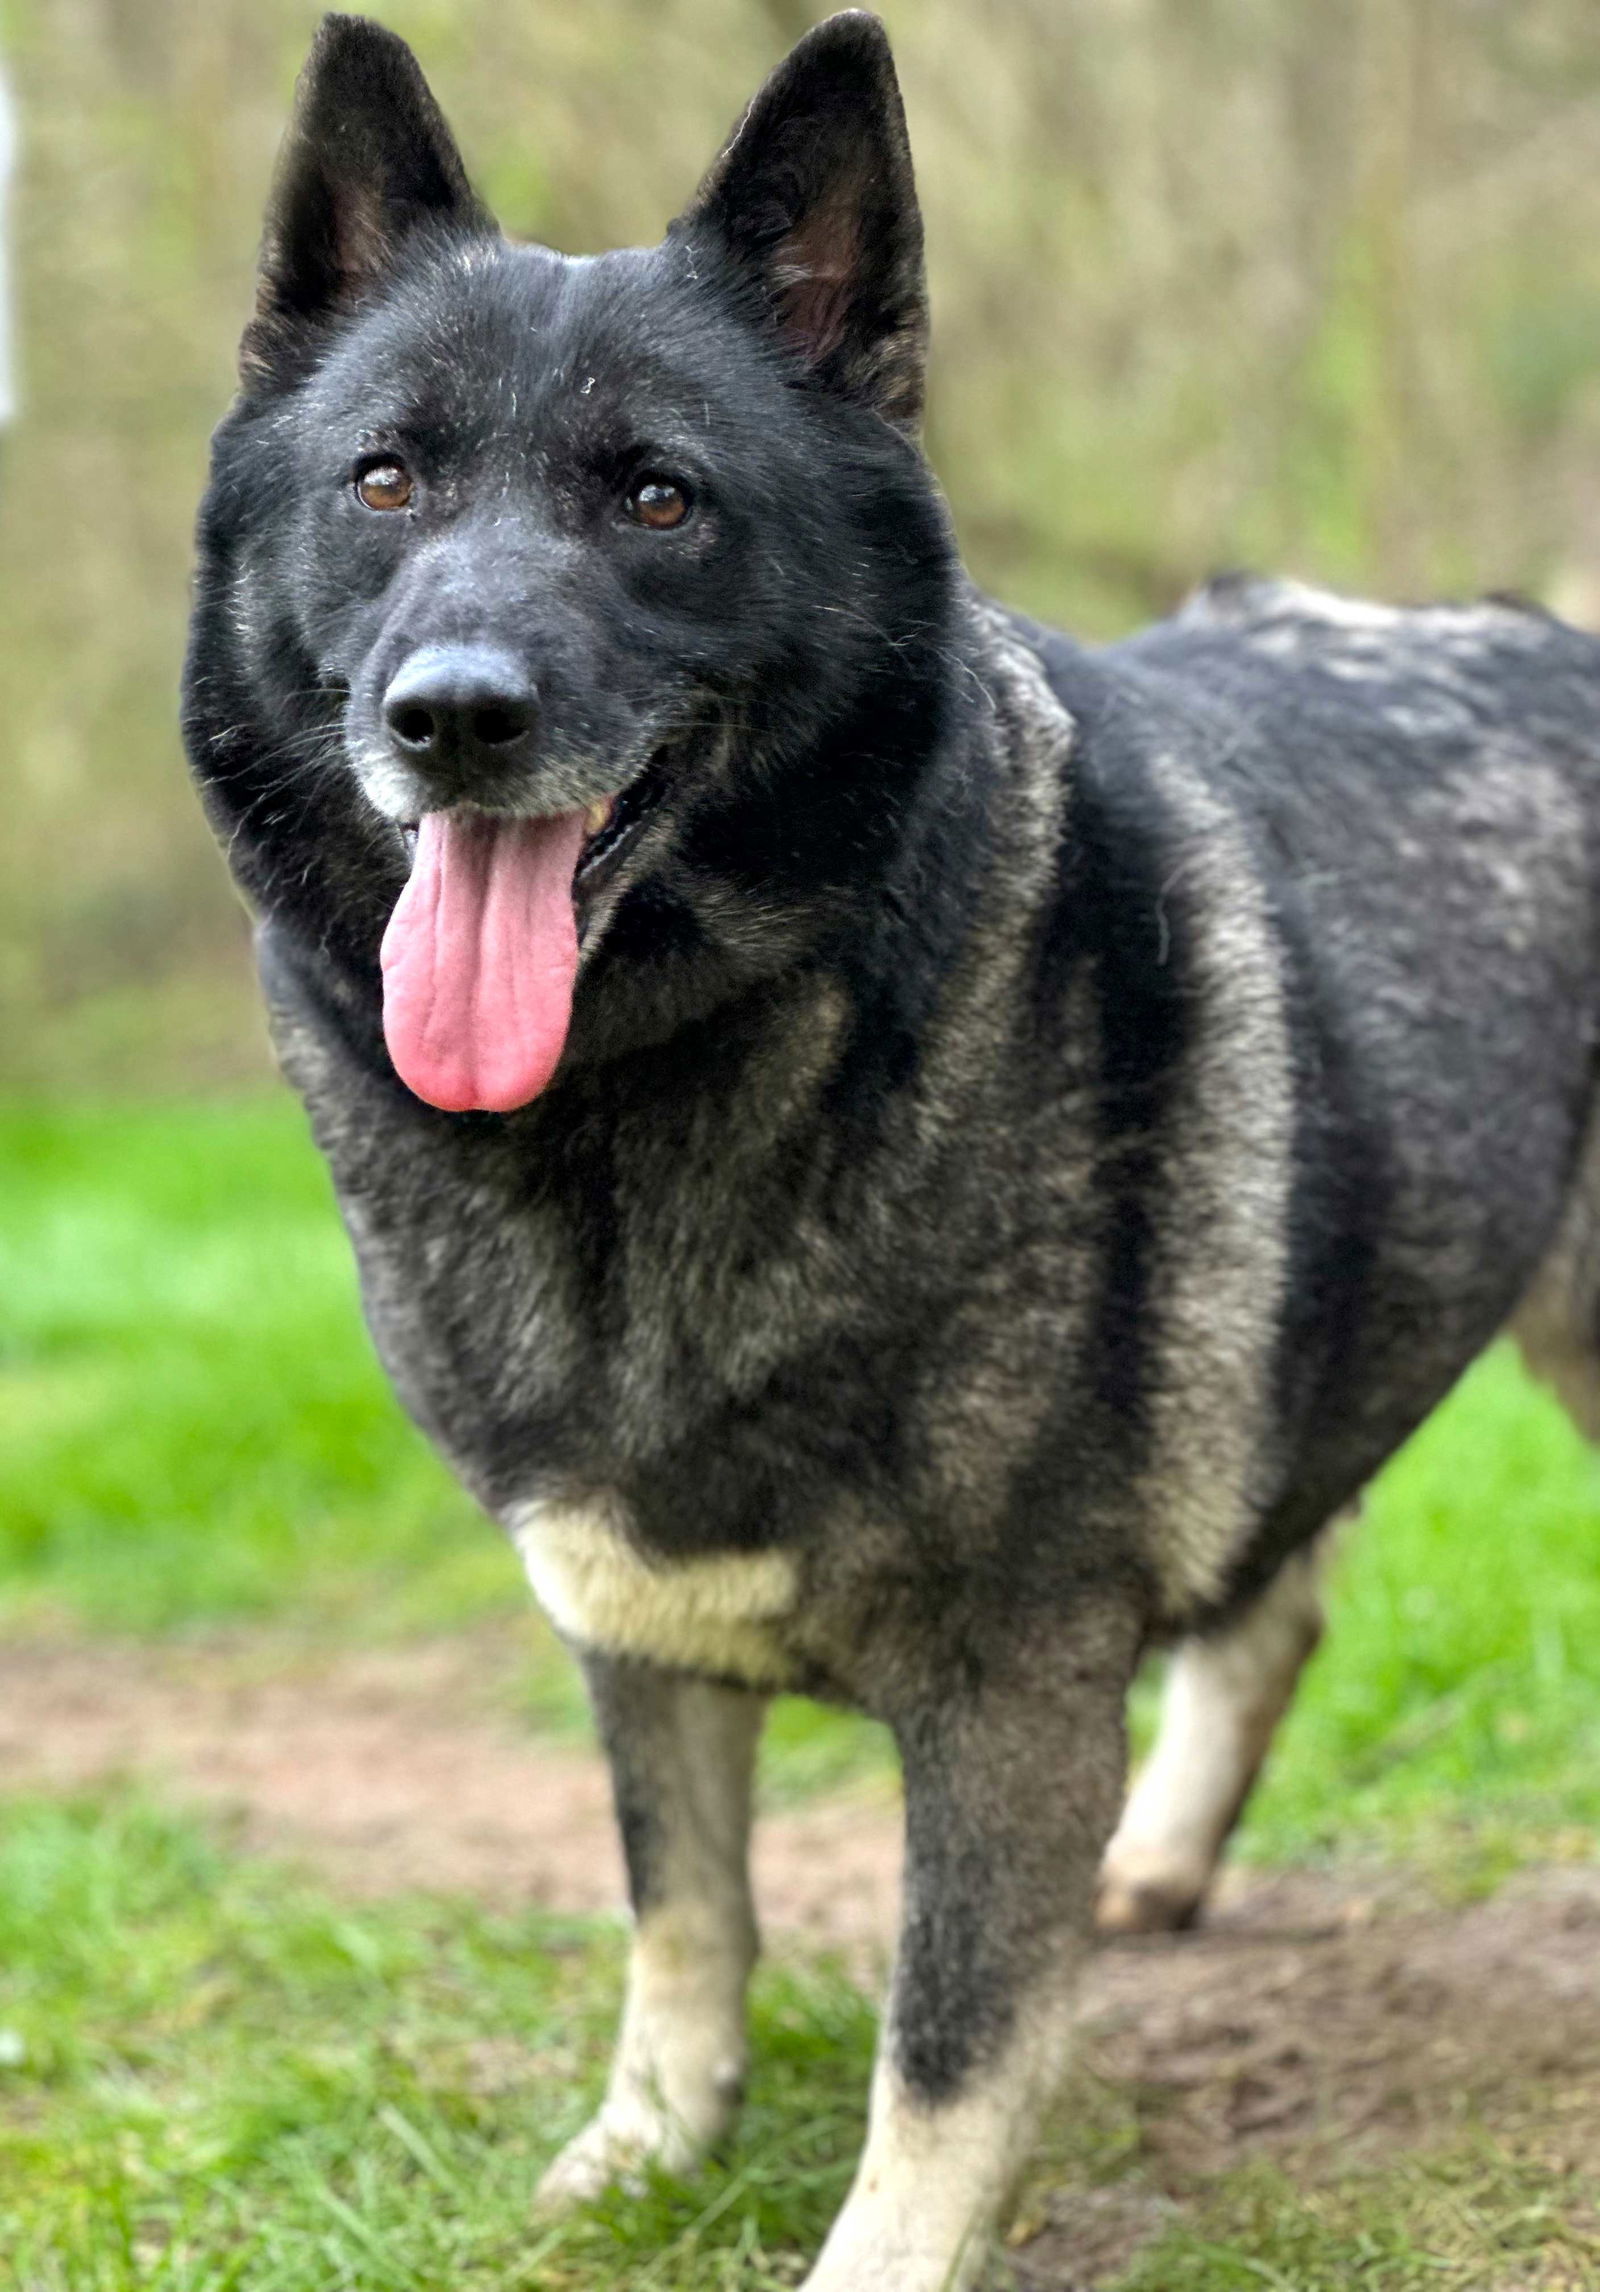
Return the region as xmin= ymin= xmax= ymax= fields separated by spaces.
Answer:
xmin=508 ymin=1498 xmax=806 ymax=1688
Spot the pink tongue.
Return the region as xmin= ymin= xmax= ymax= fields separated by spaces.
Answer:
xmin=380 ymin=809 xmax=588 ymax=1113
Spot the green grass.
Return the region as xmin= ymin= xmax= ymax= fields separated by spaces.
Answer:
xmin=0 ymin=1099 xmax=511 ymax=1639
xmin=3 ymin=1795 xmax=1597 ymax=2292
xmin=1114 ymin=2151 xmax=1600 ymax=2291
xmin=0 ymin=1792 xmax=876 ymax=2290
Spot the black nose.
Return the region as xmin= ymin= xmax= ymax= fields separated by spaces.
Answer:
xmin=382 ymin=646 xmax=538 ymax=787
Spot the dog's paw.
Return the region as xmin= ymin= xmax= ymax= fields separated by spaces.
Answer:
xmin=1095 ymin=1858 xmax=1205 ymax=1936
xmin=794 ymin=2221 xmax=999 ymax=2292
xmin=532 ymin=2118 xmax=636 ymax=2214
xmin=532 ymin=2102 xmax=704 ymax=2216
xmin=796 ymin=2253 xmax=996 ymax=2292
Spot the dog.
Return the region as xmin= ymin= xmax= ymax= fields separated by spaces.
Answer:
xmin=182 ymin=13 xmax=1600 ymax=2286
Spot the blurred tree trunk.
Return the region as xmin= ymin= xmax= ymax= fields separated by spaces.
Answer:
xmin=1352 ymin=0 xmax=1430 ymax=595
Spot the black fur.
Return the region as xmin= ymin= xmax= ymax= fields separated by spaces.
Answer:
xmin=183 ymin=15 xmax=1600 ymax=2284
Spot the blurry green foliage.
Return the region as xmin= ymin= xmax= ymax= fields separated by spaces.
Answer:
xmin=7 ymin=0 xmax=1600 ymax=1087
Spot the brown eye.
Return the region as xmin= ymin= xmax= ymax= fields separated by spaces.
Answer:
xmin=626 ymin=475 xmax=691 ymax=531
xmin=354 ymin=458 xmax=414 ymax=512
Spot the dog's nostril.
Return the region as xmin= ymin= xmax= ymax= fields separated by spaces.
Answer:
xmin=472 ymin=704 xmax=530 ymax=748
xmin=388 ymin=704 xmax=438 ymax=751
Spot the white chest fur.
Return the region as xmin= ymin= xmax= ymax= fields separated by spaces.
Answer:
xmin=509 ymin=1499 xmax=802 ymax=1688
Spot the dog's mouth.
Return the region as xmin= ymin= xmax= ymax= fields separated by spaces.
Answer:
xmin=394 ymin=736 xmax=677 ymax=879
xmin=382 ymin=737 xmax=681 ymax=1117
xmin=573 ymin=736 xmax=678 ymax=894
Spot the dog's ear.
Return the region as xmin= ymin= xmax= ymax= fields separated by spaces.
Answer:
xmin=242 ymin=13 xmax=494 ymax=390
xmin=675 ymin=11 xmax=927 ymax=431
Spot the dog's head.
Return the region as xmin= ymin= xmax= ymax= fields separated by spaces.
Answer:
xmin=189 ymin=10 xmax=958 ymax=1113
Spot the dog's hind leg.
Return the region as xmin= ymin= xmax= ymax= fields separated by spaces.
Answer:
xmin=1513 ymin=1117 xmax=1600 ymax=1440
xmin=1096 ymin=1523 xmax=1340 ymax=1936
xmin=534 ymin=1658 xmax=765 ymax=2211
xmin=797 ymin=1599 xmax=1141 ymax=2292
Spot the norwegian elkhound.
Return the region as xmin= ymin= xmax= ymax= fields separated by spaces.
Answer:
xmin=182 ymin=12 xmax=1600 ymax=2285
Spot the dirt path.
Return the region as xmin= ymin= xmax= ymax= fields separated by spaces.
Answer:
xmin=0 ymin=1631 xmax=901 ymax=1955
xmin=4 ymin=1632 xmax=1599 ymax=2282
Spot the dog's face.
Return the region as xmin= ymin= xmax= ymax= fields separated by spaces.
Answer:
xmin=195 ymin=10 xmax=955 ymax=1112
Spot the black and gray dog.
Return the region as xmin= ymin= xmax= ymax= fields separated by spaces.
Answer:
xmin=183 ymin=12 xmax=1600 ymax=2285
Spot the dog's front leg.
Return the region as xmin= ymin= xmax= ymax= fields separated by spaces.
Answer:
xmin=534 ymin=1656 xmax=765 ymax=2209
xmin=801 ymin=1604 xmax=1139 ymax=2292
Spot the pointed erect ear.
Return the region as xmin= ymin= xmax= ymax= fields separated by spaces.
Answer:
xmin=242 ymin=13 xmax=494 ymax=390
xmin=674 ymin=11 xmax=927 ymax=431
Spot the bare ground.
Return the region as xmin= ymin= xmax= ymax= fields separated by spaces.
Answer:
xmin=0 ymin=1628 xmax=900 ymax=1956
xmin=3 ymin=1630 xmax=1598 ymax=2285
